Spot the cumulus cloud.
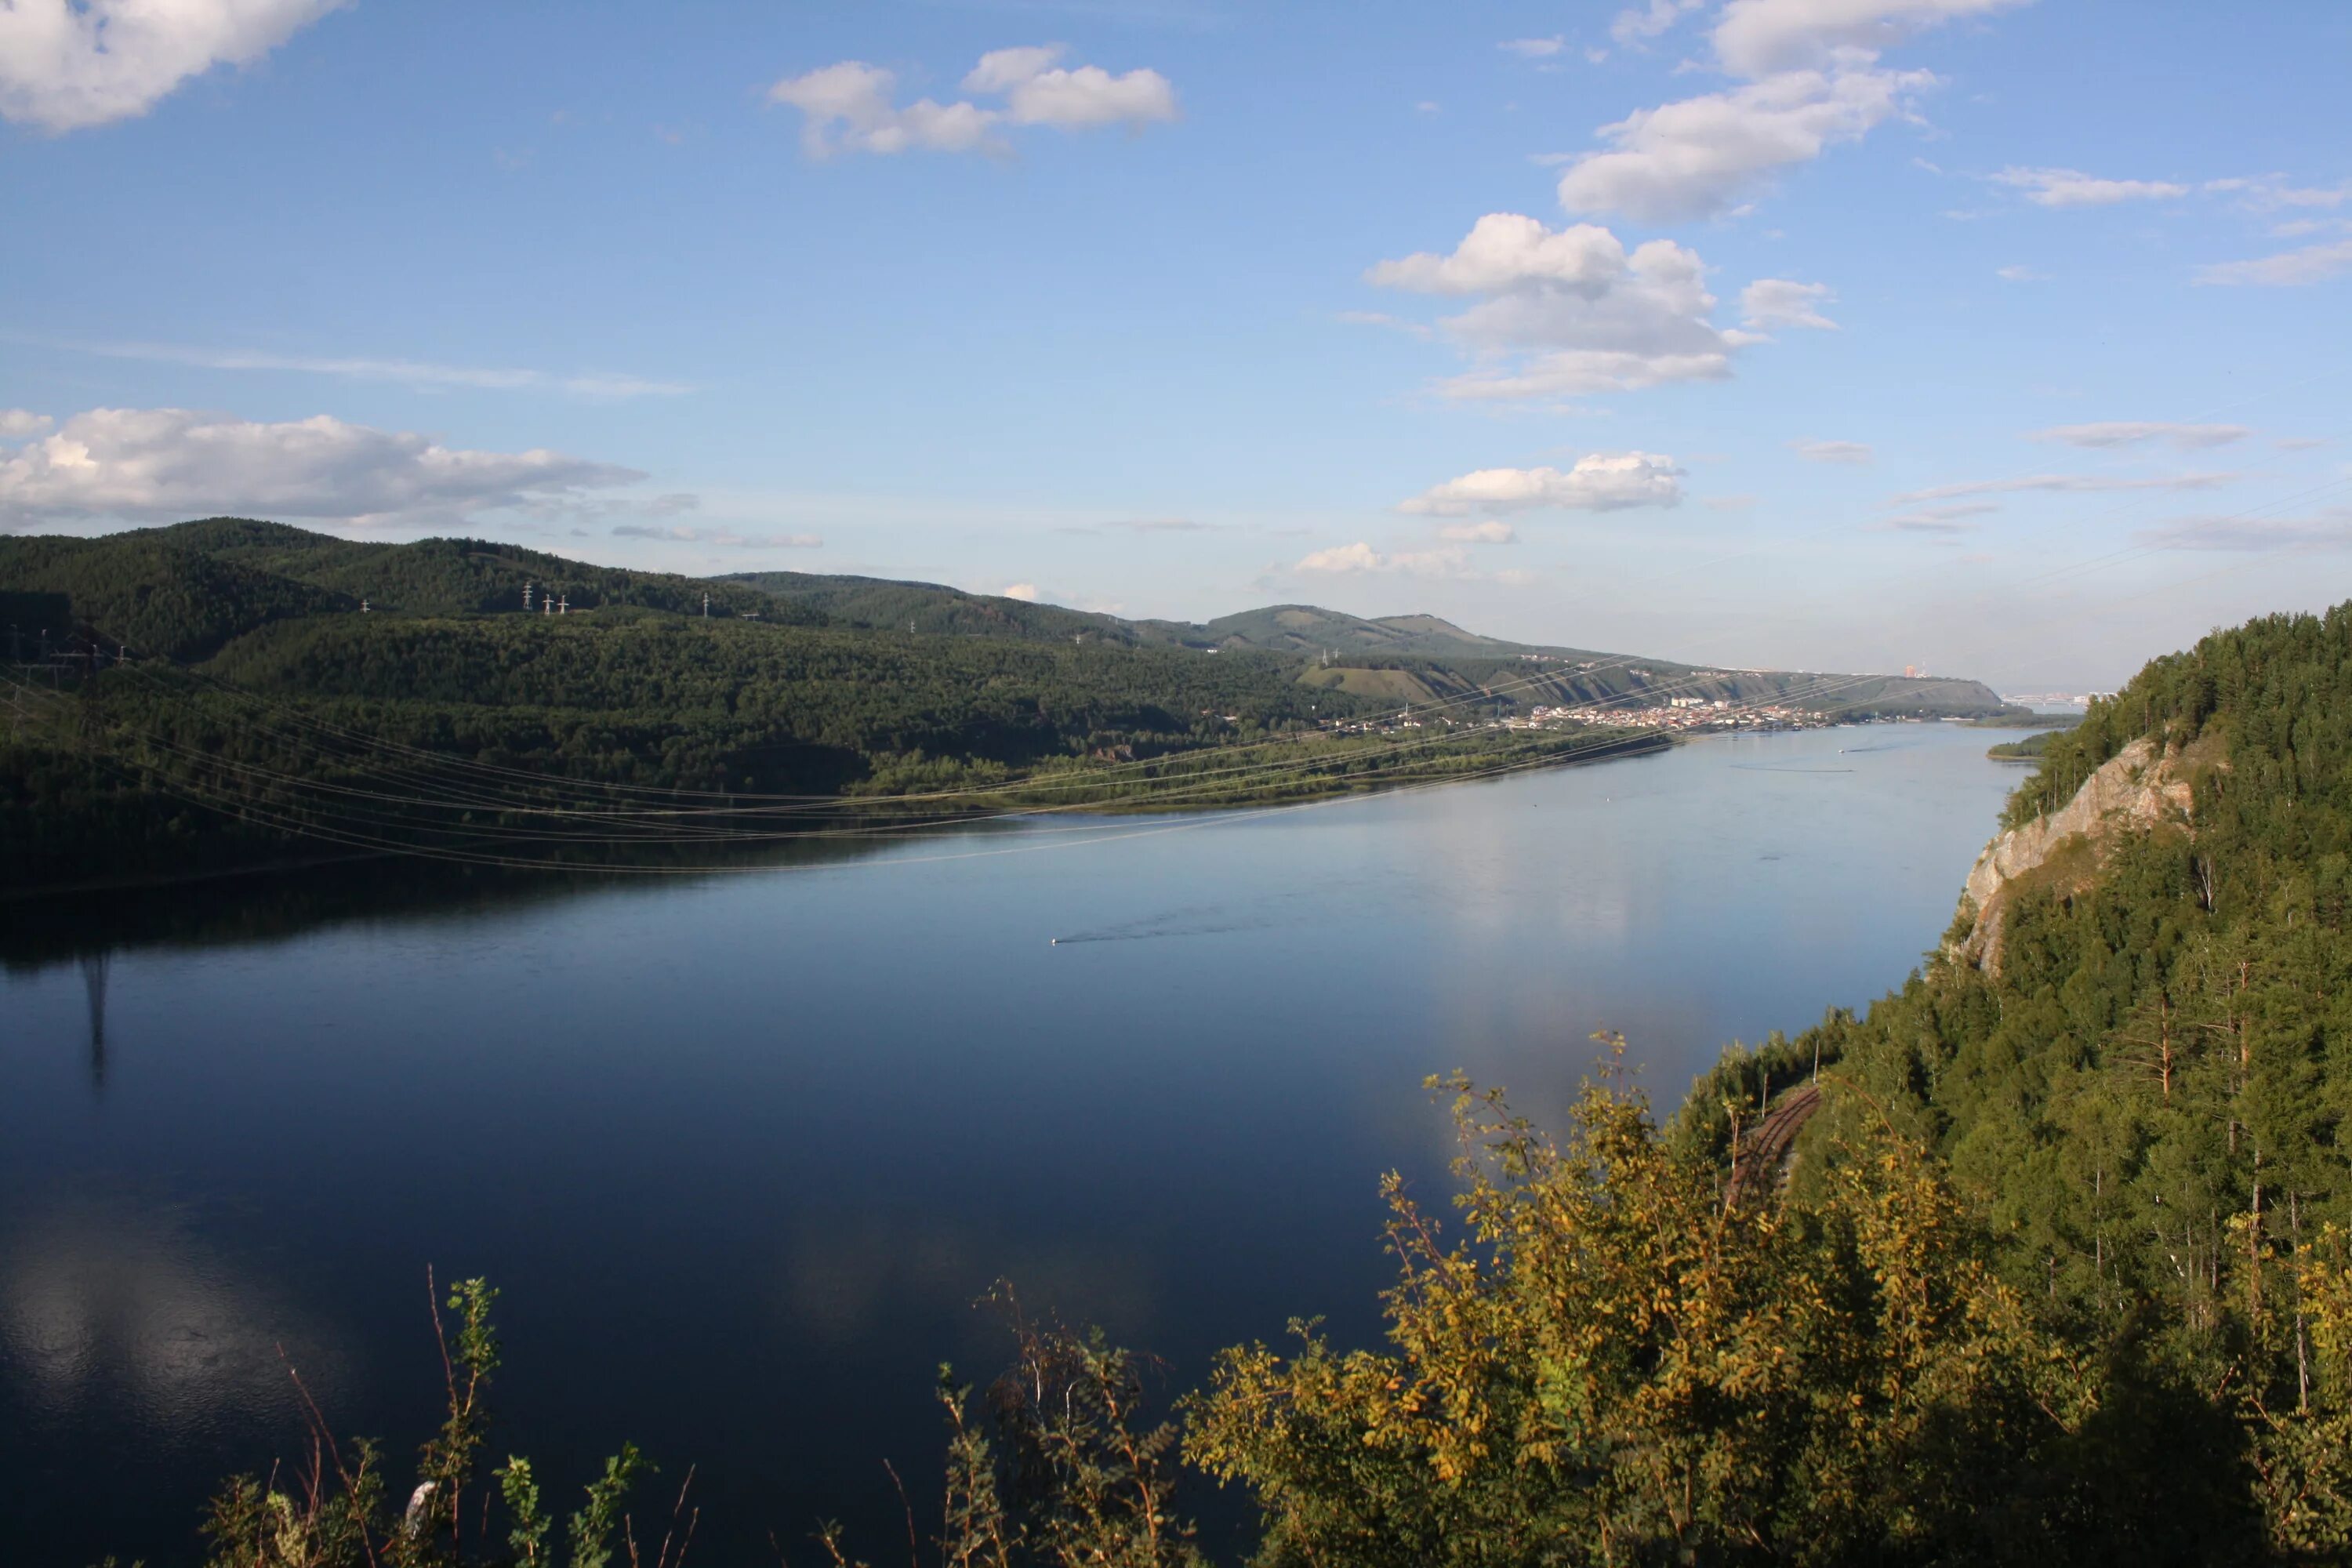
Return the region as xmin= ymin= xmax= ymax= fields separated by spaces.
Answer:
xmin=1546 ymin=0 xmax=2034 ymax=225
xmin=1711 ymin=0 xmax=2028 ymax=75
xmin=1741 ymin=278 xmax=1838 ymax=329
xmin=0 ymin=410 xmax=54 ymax=438
xmin=0 ymin=407 xmax=644 ymax=528
xmin=2028 ymin=422 xmax=2251 ymax=451
xmin=2194 ymin=239 xmax=2352 ymax=287
xmin=768 ymin=44 xmax=1174 ymax=158
xmin=1438 ymin=520 xmax=1517 ymax=543
xmin=1556 ymin=67 xmax=1929 ymax=224
xmin=610 ymin=524 xmax=820 ymax=549
xmin=67 ymin=339 xmax=690 ymax=398
xmin=1792 ymin=438 xmax=1873 ymax=465
xmin=1892 ymin=470 xmax=2240 ymax=505
xmin=1000 ymin=583 xmax=1040 ymax=601
xmin=1367 ymin=214 xmax=1747 ymax=397
xmin=0 ymin=0 xmax=341 ymax=132
xmin=1992 ymin=166 xmax=2190 ymax=208
xmin=1398 ymin=452 xmax=1684 ymax=516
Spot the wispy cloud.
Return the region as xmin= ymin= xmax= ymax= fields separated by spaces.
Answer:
xmin=1879 ymin=502 xmax=1998 ymax=533
xmin=62 ymin=338 xmax=692 ymax=398
xmin=2194 ymin=239 xmax=2352 ymax=287
xmin=1991 ymin=166 xmax=2190 ymax=208
xmin=2137 ymin=509 xmax=2352 ymax=552
xmin=611 ymin=524 xmax=822 ymax=549
xmin=1893 ymin=471 xmax=2241 ymax=504
xmin=2027 ymin=422 xmax=2251 ymax=451
xmin=1791 ymin=437 xmax=1872 ymax=466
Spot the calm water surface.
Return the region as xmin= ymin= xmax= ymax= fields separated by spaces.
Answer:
xmin=3 ymin=724 xmax=2020 ymax=1563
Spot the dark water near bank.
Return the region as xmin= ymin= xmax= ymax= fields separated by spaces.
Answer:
xmin=3 ymin=725 xmax=2017 ymax=1563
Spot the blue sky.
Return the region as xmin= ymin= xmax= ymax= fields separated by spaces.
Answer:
xmin=3 ymin=0 xmax=2348 ymax=689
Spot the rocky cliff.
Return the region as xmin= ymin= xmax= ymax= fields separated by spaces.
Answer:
xmin=1951 ymin=735 xmax=2205 ymax=975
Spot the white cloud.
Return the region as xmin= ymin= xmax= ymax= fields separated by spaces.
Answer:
xmin=1704 ymin=493 xmax=1758 ymax=511
xmin=1399 ymin=452 xmax=1684 ymax=516
xmin=1741 ymin=278 xmax=1838 ymax=329
xmin=768 ymin=45 xmax=1174 ymax=158
xmin=1367 ymin=214 xmax=1745 ymax=398
xmin=2194 ymin=240 xmax=2352 ymax=287
xmin=967 ymin=46 xmax=1178 ymax=128
xmin=1437 ymin=520 xmax=1517 ymax=543
xmin=1556 ymin=66 xmax=1930 ymax=224
xmin=1994 ymin=264 xmax=2045 ymax=281
xmin=1892 ymin=470 xmax=2240 ymax=505
xmin=0 ymin=0 xmax=340 ymax=132
xmin=1992 ymin=166 xmax=2189 ymax=208
xmin=1612 ymin=0 xmax=1705 ymax=49
xmin=1711 ymin=0 xmax=2028 ymax=75
xmin=2276 ymin=437 xmax=2334 ymax=452
xmin=1547 ymin=0 xmax=2037 ymax=226
xmin=1792 ymin=437 xmax=1873 ymax=465
xmin=1499 ymin=35 xmax=1566 ymax=57
xmin=611 ymin=525 xmax=821 ymax=550
xmin=68 ymin=339 xmax=690 ymax=398
xmin=0 ymin=410 xmax=53 ymax=438
xmin=0 ymin=407 xmax=645 ymax=528
xmin=1000 ymin=583 xmax=1040 ymax=601
xmin=2027 ymin=422 xmax=2251 ymax=451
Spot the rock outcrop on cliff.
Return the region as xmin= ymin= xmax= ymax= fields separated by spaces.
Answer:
xmin=1951 ymin=736 xmax=2202 ymax=975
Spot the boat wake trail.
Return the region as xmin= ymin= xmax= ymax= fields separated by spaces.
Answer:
xmin=1048 ymin=904 xmax=1272 ymax=946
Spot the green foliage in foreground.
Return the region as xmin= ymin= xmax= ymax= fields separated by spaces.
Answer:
xmin=193 ymin=1278 xmax=653 ymax=1568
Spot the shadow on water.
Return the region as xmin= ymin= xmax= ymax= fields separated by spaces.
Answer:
xmin=0 ymin=830 xmax=941 ymax=976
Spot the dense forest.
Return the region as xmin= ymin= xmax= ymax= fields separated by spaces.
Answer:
xmin=2 ymin=521 xmax=2007 ymax=891
xmin=151 ymin=602 xmax=2352 ymax=1568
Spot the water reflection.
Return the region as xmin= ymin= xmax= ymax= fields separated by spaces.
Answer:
xmin=0 ymin=725 xmax=2024 ymax=1564
xmin=0 ymin=1195 xmax=344 ymax=1441
xmin=80 ymin=953 xmax=107 ymax=1095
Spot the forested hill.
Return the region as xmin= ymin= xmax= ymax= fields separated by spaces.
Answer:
xmin=2 ymin=519 xmax=2013 ymax=719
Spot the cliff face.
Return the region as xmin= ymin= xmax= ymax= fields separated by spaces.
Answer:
xmin=1952 ymin=736 xmax=2202 ymax=975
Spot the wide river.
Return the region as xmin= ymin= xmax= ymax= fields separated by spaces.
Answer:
xmin=4 ymin=723 xmax=2027 ymax=1563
